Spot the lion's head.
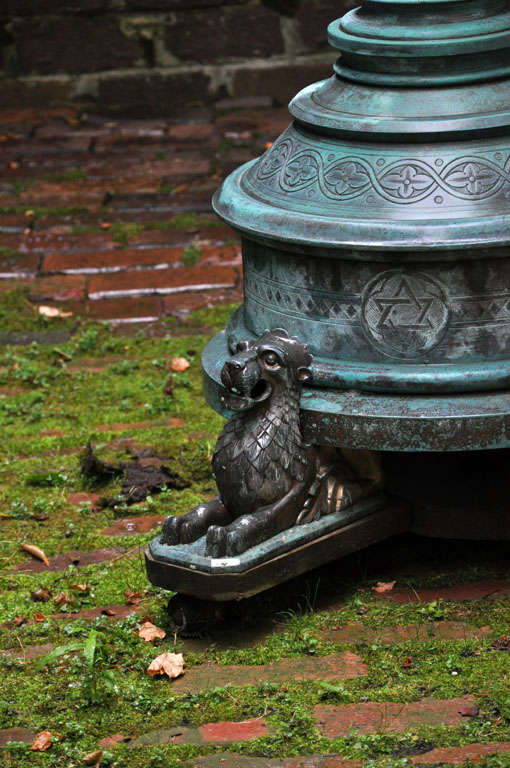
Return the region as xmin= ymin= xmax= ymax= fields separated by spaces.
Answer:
xmin=220 ymin=329 xmax=313 ymax=412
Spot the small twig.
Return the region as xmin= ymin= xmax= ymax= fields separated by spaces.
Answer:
xmin=53 ymin=348 xmax=73 ymax=362
xmin=14 ymin=632 xmax=26 ymax=664
xmin=108 ymin=545 xmax=140 ymax=564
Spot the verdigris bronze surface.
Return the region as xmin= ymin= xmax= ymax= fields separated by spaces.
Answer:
xmin=211 ymin=0 xmax=510 ymax=450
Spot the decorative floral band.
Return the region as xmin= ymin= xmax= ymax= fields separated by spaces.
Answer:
xmin=255 ymin=137 xmax=510 ymax=205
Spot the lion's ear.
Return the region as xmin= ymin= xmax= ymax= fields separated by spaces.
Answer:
xmin=297 ymin=367 xmax=312 ymax=382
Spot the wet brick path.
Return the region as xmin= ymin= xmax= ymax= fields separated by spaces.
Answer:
xmin=0 ymin=103 xmax=290 ymax=324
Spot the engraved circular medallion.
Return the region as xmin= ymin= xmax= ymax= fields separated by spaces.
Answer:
xmin=361 ymin=270 xmax=450 ymax=359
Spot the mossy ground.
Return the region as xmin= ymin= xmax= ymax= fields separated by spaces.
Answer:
xmin=0 ymin=291 xmax=508 ymax=768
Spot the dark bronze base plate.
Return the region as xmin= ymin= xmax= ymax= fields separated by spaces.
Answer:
xmin=145 ymin=499 xmax=411 ymax=602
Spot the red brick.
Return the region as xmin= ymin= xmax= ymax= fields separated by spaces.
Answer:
xmin=43 ymin=247 xmax=181 ymax=274
xmin=128 ymin=224 xmax=236 ymax=249
xmin=193 ymin=753 xmax=361 ymax=768
xmin=315 ymin=696 xmax=477 ymax=737
xmin=87 ymin=264 xmax=237 ymax=299
xmin=12 ymin=231 xmax=116 ymax=255
xmin=0 ymin=387 xmax=26 ymax=396
xmin=2 ymin=643 xmax=54 ymax=662
xmin=0 ymin=274 xmax=85 ymax=302
xmin=0 ymin=251 xmax=39 ymax=277
xmin=172 ymin=652 xmax=367 ymax=694
xmin=83 ymin=296 xmax=163 ymax=322
xmin=199 ymin=718 xmax=268 ymax=743
xmin=13 ymin=18 xmax=142 ymax=75
xmin=0 ymin=727 xmax=37 ymax=747
xmin=14 ymin=547 xmax=122 ymax=573
xmin=101 ymin=516 xmax=164 ymax=536
xmin=165 ymin=6 xmax=283 ymax=62
xmin=163 ymin=288 xmax=241 ymax=319
xmin=318 ymin=622 xmax=492 ymax=644
xmin=411 ymin=742 xmax=510 ymax=765
xmin=375 ymin=579 xmax=510 ymax=604
xmin=94 ymin=420 xmax=160 ymax=432
xmin=99 ymin=73 xmax=211 ymax=118
xmin=0 ymin=78 xmax=74 ymax=110
xmin=68 ymin=492 xmax=102 ymax=510
xmin=168 ymin=124 xmax=215 ymax=143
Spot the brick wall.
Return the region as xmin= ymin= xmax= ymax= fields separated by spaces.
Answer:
xmin=0 ymin=0 xmax=355 ymax=116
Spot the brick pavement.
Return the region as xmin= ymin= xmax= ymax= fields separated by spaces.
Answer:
xmin=0 ymin=105 xmax=297 ymax=325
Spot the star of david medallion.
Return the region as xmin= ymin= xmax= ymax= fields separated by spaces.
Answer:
xmin=361 ymin=270 xmax=450 ymax=358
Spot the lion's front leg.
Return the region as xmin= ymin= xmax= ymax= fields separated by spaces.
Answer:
xmin=161 ymin=496 xmax=231 ymax=546
xmin=205 ymin=464 xmax=316 ymax=557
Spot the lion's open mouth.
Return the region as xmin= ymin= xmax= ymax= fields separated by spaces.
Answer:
xmin=249 ymin=378 xmax=271 ymax=401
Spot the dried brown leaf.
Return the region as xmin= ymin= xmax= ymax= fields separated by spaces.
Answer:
xmin=71 ymin=582 xmax=90 ymax=593
xmin=83 ymin=749 xmax=103 ymax=765
xmin=137 ymin=621 xmax=166 ymax=642
xmin=13 ymin=616 xmax=26 ymax=626
xmin=171 ymin=356 xmax=190 ymax=372
xmin=54 ymin=591 xmax=72 ymax=606
xmin=37 ymin=305 xmax=73 ymax=318
xmin=98 ymin=733 xmax=127 ymax=747
xmin=30 ymin=731 xmax=61 ymax=751
xmin=124 ymin=589 xmax=142 ymax=605
xmin=21 ymin=543 xmax=49 ymax=566
xmin=33 ymin=612 xmax=45 ymax=621
xmin=31 ymin=587 xmax=51 ymax=602
xmin=372 ymin=580 xmax=396 ymax=594
xmin=147 ymin=652 xmax=184 ymax=680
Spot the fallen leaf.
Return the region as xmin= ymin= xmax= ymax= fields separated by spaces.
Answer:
xmin=33 ymin=612 xmax=45 ymax=621
xmin=491 ymin=635 xmax=509 ymax=651
xmin=137 ymin=621 xmax=166 ymax=642
xmin=402 ymin=655 xmax=413 ymax=669
xmin=98 ymin=733 xmax=128 ymax=747
xmin=38 ymin=305 xmax=73 ymax=318
xmin=101 ymin=608 xmax=116 ymax=616
xmin=100 ymin=222 xmax=111 ymax=229
xmin=175 ymin=184 xmax=188 ymax=194
xmin=124 ymin=589 xmax=142 ymax=605
xmin=372 ymin=580 xmax=396 ymax=594
xmin=83 ymin=749 xmax=102 ymax=765
xmin=458 ymin=705 xmax=479 ymax=717
xmin=71 ymin=582 xmax=90 ymax=593
xmin=54 ymin=591 xmax=72 ymax=606
xmin=31 ymin=587 xmax=51 ymax=602
xmin=147 ymin=652 xmax=184 ymax=680
xmin=25 ymin=209 xmax=34 ymax=217
xmin=14 ymin=616 xmax=26 ymax=626
xmin=30 ymin=731 xmax=61 ymax=751
xmin=171 ymin=356 xmax=190 ymax=372
xmin=21 ymin=543 xmax=49 ymax=566
xmin=265 ymin=141 xmax=273 ymax=149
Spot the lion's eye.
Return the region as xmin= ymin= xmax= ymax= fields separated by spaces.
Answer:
xmin=263 ymin=351 xmax=279 ymax=368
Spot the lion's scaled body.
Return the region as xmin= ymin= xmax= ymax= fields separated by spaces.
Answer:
xmin=213 ymin=383 xmax=309 ymax=517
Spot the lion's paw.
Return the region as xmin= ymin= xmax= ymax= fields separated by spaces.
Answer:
xmin=205 ymin=525 xmax=228 ymax=557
